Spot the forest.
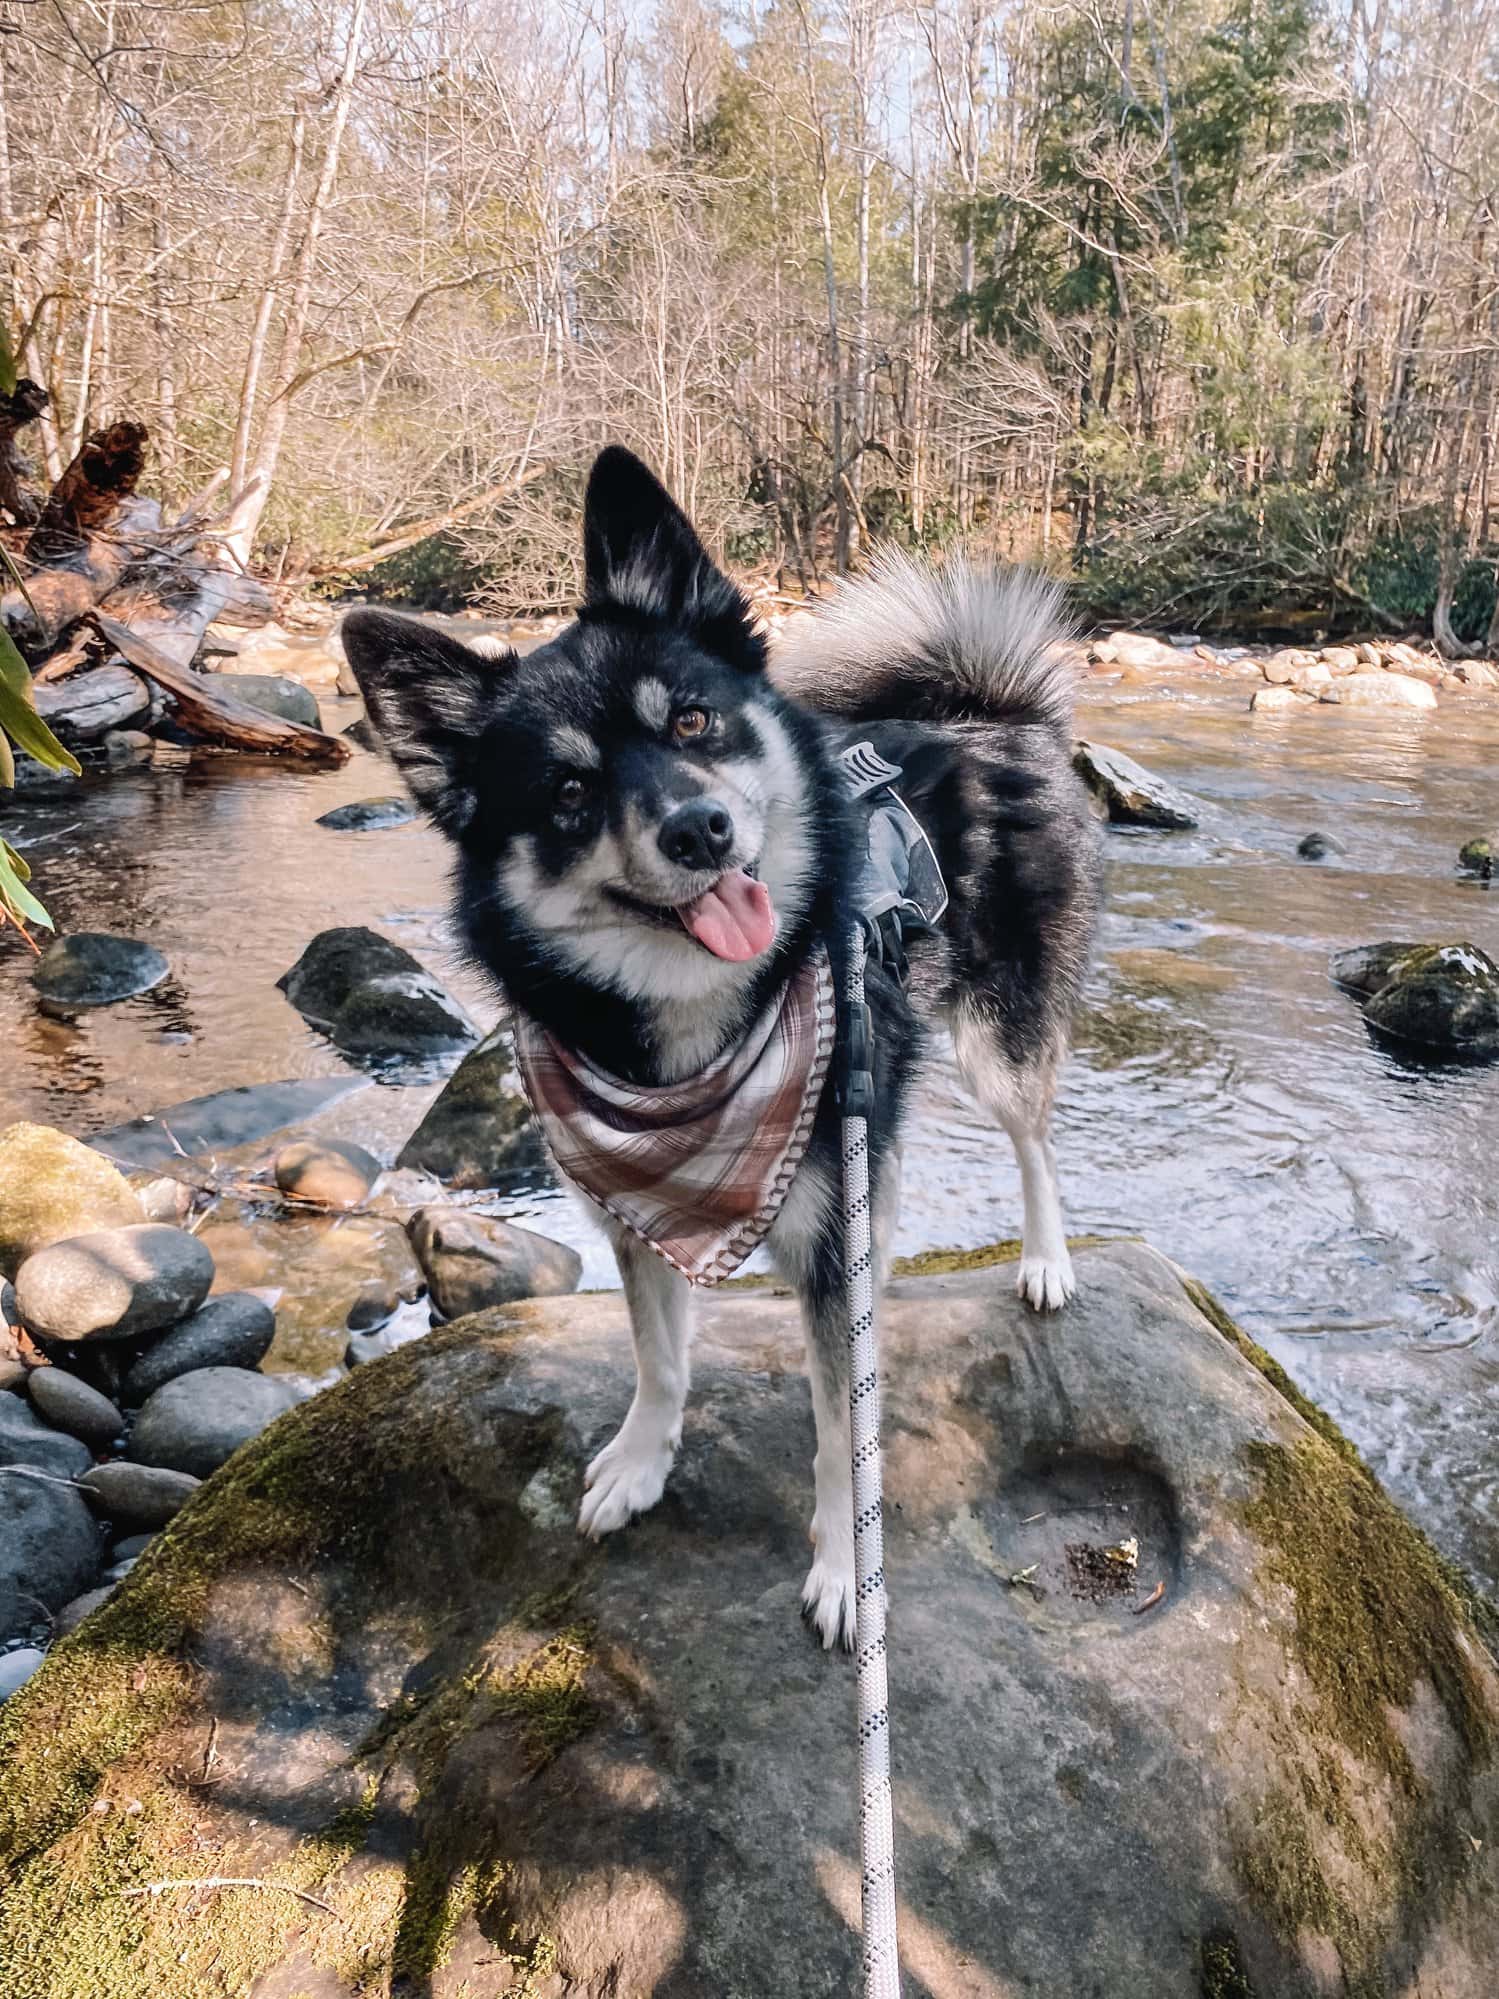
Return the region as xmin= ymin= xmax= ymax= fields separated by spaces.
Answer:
xmin=4 ymin=0 xmax=1498 ymax=641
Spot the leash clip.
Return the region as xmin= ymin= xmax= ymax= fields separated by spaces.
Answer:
xmin=834 ymin=990 xmax=877 ymax=1119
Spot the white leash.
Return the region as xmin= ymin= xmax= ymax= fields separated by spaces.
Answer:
xmin=841 ymin=922 xmax=901 ymax=1997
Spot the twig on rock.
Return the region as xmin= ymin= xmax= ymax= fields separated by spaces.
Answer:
xmin=122 ymin=1877 xmax=336 ymax=1915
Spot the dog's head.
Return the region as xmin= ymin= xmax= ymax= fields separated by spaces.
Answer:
xmin=342 ymin=447 xmax=822 ymax=1005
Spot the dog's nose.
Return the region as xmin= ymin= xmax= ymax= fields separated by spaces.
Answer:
xmin=659 ymin=798 xmax=734 ymax=872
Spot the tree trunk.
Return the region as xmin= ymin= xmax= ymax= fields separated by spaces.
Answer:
xmin=25 ymin=421 xmax=149 ymax=566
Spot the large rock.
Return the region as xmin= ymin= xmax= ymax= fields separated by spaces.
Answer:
xmin=1332 ymin=940 xmax=1499 ymax=1059
xmin=205 ymin=672 xmax=320 ymax=727
xmin=407 ymin=1205 xmax=582 ymax=1317
xmin=120 ymin=1292 xmax=276 ymax=1407
xmin=1093 ymin=630 xmax=1185 ymax=670
xmin=125 ymin=1367 xmax=303 ymax=1479
xmin=314 ymin=795 xmax=417 ymax=831
xmin=13 ymin=1224 xmax=215 ymax=1343
xmin=91 ymin=1076 xmax=369 ymax=1170
xmin=278 ymin=926 xmax=476 ymax=1064
xmin=0 ymin=1473 xmax=99 ymax=1631
xmin=0 ymin=1397 xmax=91 ymax=1478
xmin=31 ymin=932 xmax=169 ymax=1010
xmin=1 ymin=1244 xmax=1496 ymax=1996
xmin=396 ymin=1025 xmax=547 ymax=1188
xmin=0 ymin=1123 xmax=146 ymax=1276
xmin=1319 ymin=671 xmax=1438 ymax=710
xmin=1072 ymin=740 xmax=1199 ymax=829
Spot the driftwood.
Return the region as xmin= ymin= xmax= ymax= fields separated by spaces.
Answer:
xmin=26 ymin=420 xmax=148 ymax=564
xmin=33 ymin=662 xmax=151 ymax=741
xmin=94 ymin=613 xmax=350 ymax=764
xmin=2 ymin=493 xmax=163 ymax=653
xmin=0 ymin=378 xmax=49 ymax=525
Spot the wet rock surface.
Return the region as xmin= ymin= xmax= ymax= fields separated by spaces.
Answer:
xmin=119 ymin=1292 xmax=277 ymax=1407
xmin=31 ymin=931 xmax=169 ymax=1009
xmin=90 ymin=1077 xmax=370 ymax=1170
xmin=278 ymin=925 xmax=476 ymax=1064
xmin=13 ymin=1224 xmax=215 ymax=1343
xmin=1332 ymin=940 xmax=1499 ymax=1059
xmin=1072 ymin=739 xmax=1199 ymax=828
xmin=205 ymin=672 xmax=321 ymax=727
xmin=272 ymin=1137 xmax=380 ymax=1208
xmin=407 ymin=1204 xmax=582 ymax=1317
xmin=0 ymin=1396 xmax=92 ymax=1478
xmin=2 ymin=1244 xmax=1496 ymax=1997
xmin=26 ymin=1368 xmax=122 ymax=1448
xmin=0 ymin=1474 xmax=100 ymax=1630
xmin=314 ymin=795 xmax=417 ymax=831
xmin=0 ymin=1123 xmax=146 ymax=1276
xmin=395 ymin=1025 xmax=546 ymax=1188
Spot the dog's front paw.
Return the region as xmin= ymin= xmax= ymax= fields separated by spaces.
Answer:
xmin=801 ymin=1554 xmax=857 ymax=1651
xmin=1017 ymin=1249 xmax=1076 ymax=1312
xmin=578 ymin=1426 xmax=674 ymax=1539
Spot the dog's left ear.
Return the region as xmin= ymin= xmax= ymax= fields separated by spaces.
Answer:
xmin=582 ymin=445 xmax=764 ymax=672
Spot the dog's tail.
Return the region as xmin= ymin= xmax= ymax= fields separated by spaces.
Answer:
xmin=770 ymin=550 xmax=1075 ymax=731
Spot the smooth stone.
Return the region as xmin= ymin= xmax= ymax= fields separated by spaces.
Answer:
xmin=0 ymin=1122 xmax=146 ymax=1277
xmin=0 ymin=1475 xmax=101 ymax=1628
xmin=1297 ymin=831 xmax=1346 ymax=860
xmin=102 ymin=1558 xmax=136 ymax=1584
xmin=315 ymin=795 xmax=417 ymax=831
xmin=396 ymin=1025 xmax=546 ymax=1188
xmin=208 ymin=672 xmax=321 ymax=727
xmin=407 ymin=1206 xmax=583 ymax=1319
xmin=14 ymin=1224 xmax=215 ymax=1344
xmin=9 ymin=1245 xmax=1499 ymax=1995
xmin=91 ymin=1075 xmax=369 ymax=1169
xmin=1093 ymin=630 xmax=1183 ymax=669
xmin=120 ymin=1291 xmax=276 ymax=1407
xmin=278 ymin=926 xmax=476 ymax=1063
xmin=0 ymin=1397 xmax=91 ymax=1477
xmin=1072 ymin=740 xmax=1199 ymax=829
xmin=110 ymin=1534 xmax=154 ymax=1562
xmin=346 ymin=1279 xmax=399 ymax=1332
xmin=129 ymin=1175 xmax=196 ymax=1226
xmin=27 ymin=1368 xmax=122 ymax=1447
xmin=272 ymin=1138 xmax=380 ymax=1209
xmin=79 ymin=1460 xmax=201 ymax=1527
xmin=0 ymin=1647 xmax=45 ymax=1701
xmin=127 ymin=1367 xmax=303 ymax=1479
xmin=54 ymin=1586 xmax=114 ymax=1635
xmin=32 ymin=931 xmax=169 ymax=1009
xmin=102 ymin=728 xmax=154 ymax=768
xmin=1249 ymin=684 xmax=1309 ymax=714
xmin=1318 ymin=671 xmax=1437 ymax=710
xmin=1458 ymin=834 xmax=1496 ymax=878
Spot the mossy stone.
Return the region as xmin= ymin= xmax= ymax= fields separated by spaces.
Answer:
xmin=0 ymin=1123 xmax=146 ymax=1279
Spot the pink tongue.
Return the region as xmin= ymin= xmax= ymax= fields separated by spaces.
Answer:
xmin=678 ymin=869 xmax=777 ymax=961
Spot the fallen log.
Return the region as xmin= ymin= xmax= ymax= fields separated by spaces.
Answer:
xmin=1 ymin=493 xmax=163 ymax=653
xmin=0 ymin=377 xmax=49 ymax=525
xmin=93 ymin=612 xmax=350 ymax=764
xmin=32 ymin=662 xmax=151 ymax=741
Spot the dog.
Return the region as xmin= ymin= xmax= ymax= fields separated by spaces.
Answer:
xmin=342 ymin=445 xmax=1100 ymax=1649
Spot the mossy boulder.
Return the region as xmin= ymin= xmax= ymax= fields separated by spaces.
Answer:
xmin=396 ymin=1025 xmax=547 ymax=1189
xmin=0 ymin=1123 xmax=146 ymax=1278
xmin=1331 ymin=941 xmax=1499 ymax=1058
xmin=1457 ymin=834 xmax=1495 ymax=879
xmin=1 ymin=1243 xmax=1496 ymax=1998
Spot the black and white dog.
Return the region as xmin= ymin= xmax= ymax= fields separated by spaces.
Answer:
xmin=342 ymin=447 xmax=1099 ymax=1649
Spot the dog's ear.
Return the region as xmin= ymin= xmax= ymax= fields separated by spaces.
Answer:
xmin=582 ymin=445 xmax=764 ymax=671
xmin=340 ymin=610 xmax=516 ymax=833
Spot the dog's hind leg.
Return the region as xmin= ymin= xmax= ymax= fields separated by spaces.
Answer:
xmin=950 ymin=1002 xmax=1075 ymax=1313
xmin=578 ymin=1225 xmax=694 ymax=1539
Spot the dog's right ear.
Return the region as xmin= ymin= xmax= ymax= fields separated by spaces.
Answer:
xmin=340 ymin=610 xmax=515 ymax=834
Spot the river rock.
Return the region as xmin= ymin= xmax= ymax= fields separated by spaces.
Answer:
xmin=1260 ymin=646 xmax=1315 ymax=683
xmin=346 ymin=1279 xmax=399 ymax=1332
xmin=31 ymin=931 xmax=169 ymax=1010
xmin=126 ymin=1366 xmax=304 ymax=1479
xmin=103 ymin=727 xmax=154 ymax=768
xmin=92 ymin=1075 xmax=369 ymax=1169
xmin=1296 ymin=830 xmax=1346 ymax=860
xmin=271 ymin=1137 xmax=380 ymax=1209
xmin=314 ymin=795 xmax=417 ymax=831
xmin=1332 ymin=940 xmax=1499 ymax=1058
xmin=407 ymin=1206 xmax=582 ymax=1318
xmin=0 ymin=1396 xmax=91 ymax=1477
xmin=1449 ymin=659 xmax=1499 ymax=690
xmin=1249 ymin=684 xmax=1310 ymax=714
xmin=0 ymin=1474 xmax=100 ymax=1630
xmin=1072 ymin=740 xmax=1199 ymax=829
xmin=53 ymin=1587 xmax=114 ymax=1637
xmin=1093 ymin=630 xmax=1184 ymax=670
xmin=0 ymin=1122 xmax=146 ymax=1276
xmin=1319 ymin=671 xmax=1437 ymax=710
xmin=1458 ymin=833 xmax=1496 ymax=878
xmin=26 ymin=1368 xmax=122 ymax=1448
xmin=0 ymin=1647 xmax=45 ymax=1701
xmin=0 ymin=1311 xmax=23 ymax=1395
xmin=78 ymin=1460 xmax=200 ymax=1528
xmin=207 ymin=671 xmax=321 ymax=726
xmin=123 ymin=1293 xmax=275 ymax=1406
xmin=13 ymin=1223 xmax=215 ymax=1343
xmin=4 ymin=1243 xmax=1498 ymax=1996
xmin=395 ymin=1025 xmax=546 ymax=1187
xmin=1317 ymin=644 xmax=1360 ymax=674
xmin=342 ymin=713 xmax=384 ymax=753
xmin=278 ymin=925 xmax=476 ymax=1063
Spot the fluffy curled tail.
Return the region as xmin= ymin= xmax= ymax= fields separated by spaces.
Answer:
xmin=770 ymin=550 xmax=1075 ymax=731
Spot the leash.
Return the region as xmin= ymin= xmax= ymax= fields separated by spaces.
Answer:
xmin=838 ymin=919 xmax=901 ymax=1997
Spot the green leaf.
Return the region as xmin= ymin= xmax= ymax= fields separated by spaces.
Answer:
xmin=0 ymin=624 xmax=81 ymax=780
xmin=0 ymin=725 xmax=13 ymax=789
xmin=0 ymin=318 xmax=16 ymax=399
xmin=0 ymin=837 xmax=53 ymax=932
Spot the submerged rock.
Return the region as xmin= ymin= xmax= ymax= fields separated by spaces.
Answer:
xmin=407 ymin=1205 xmax=582 ymax=1318
xmin=1296 ymin=830 xmax=1346 ymax=860
xmin=91 ymin=1076 xmax=369 ymax=1170
xmin=0 ymin=1648 xmax=45 ymax=1702
xmin=1331 ymin=940 xmax=1499 ymax=1058
xmin=1458 ymin=833 xmax=1496 ymax=879
xmin=314 ymin=795 xmax=417 ymax=831
xmin=396 ymin=1025 xmax=546 ymax=1188
xmin=13 ymin=1223 xmax=215 ymax=1343
xmin=1249 ymin=684 xmax=1311 ymax=715
xmin=1072 ymin=740 xmax=1199 ymax=829
xmin=126 ymin=1366 xmax=303 ymax=1479
xmin=2 ymin=1243 xmax=1497 ymax=1997
xmin=272 ymin=1137 xmax=380 ymax=1208
xmin=31 ymin=932 xmax=169 ymax=1010
xmin=0 ymin=1123 xmax=146 ymax=1277
xmin=278 ymin=925 xmax=476 ymax=1063
xmin=207 ymin=671 xmax=321 ymax=727
xmin=120 ymin=1291 xmax=277 ymax=1407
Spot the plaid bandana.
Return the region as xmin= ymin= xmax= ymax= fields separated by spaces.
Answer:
xmin=512 ymin=946 xmax=836 ymax=1285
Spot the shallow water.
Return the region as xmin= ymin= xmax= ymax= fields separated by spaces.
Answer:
xmin=3 ymin=679 xmax=1499 ymax=1587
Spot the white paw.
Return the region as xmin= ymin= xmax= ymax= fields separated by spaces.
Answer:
xmin=801 ymin=1551 xmax=857 ymax=1651
xmin=1017 ymin=1249 xmax=1076 ymax=1313
xmin=577 ymin=1427 xmax=675 ymax=1539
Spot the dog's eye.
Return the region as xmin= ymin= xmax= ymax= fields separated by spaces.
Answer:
xmin=554 ymin=775 xmax=589 ymax=812
xmin=671 ymin=705 xmax=711 ymax=743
